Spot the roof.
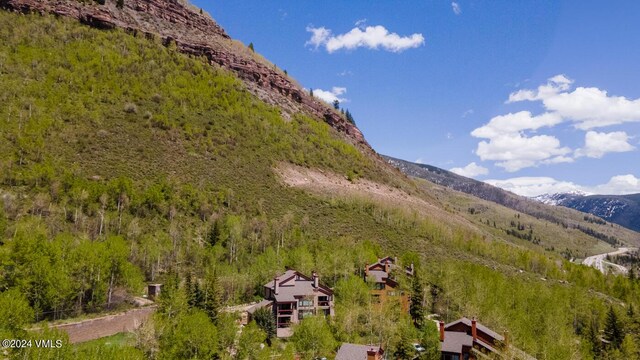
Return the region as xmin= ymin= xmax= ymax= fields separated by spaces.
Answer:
xmin=335 ymin=343 xmax=382 ymax=360
xmin=441 ymin=331 xmax=473 ymax=353
xmin=366 ymin=257 xmax=414 ymax=282
xmin=264 ymin=269 xmax=333 ymax=302
xmin=445 ymin=317 xmax=505 ymax=342
xmin=247 ymin=299 xmax=272 ymax=314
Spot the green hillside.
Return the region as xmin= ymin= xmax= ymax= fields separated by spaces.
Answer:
xmin=1 ymin=12 xmax=639 ymax=360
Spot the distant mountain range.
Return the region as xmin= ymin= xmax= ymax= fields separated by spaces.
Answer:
xmin=382 ymin=155 xmax=640 ymax=233
xmin=533 ymin=192 xmax=640 ymax=232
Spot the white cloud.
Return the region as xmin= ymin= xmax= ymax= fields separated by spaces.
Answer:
xmin=471 ymin=111 xmax=562 ymax=139
xmin=313 ymin=87 xmax=347 ymax=104
xmin=462 ymin=109 xmax=474 ymax=118
xmin=509 ymin=74 xmax=640 ymax=130
xmin=306 ymin=26 xmax=332 ymax=49
xmin=575 ymin=131 xmax=635 ymax=158
xmin=451 ymin=2 xmax=462 ymax=15
xmin=471 ymin=75 xmax=640 ymax=172
xmin=337 ymin=70 xmax=353 ymax=77
xmin=450 ymin=162 xmax=488 ymax=178
xmin=508 ymin=74 xmax=572 ymax=103
xmin=485 ymin=177 xmax=582 ymax=197
xmin=355 ymin=19 xmax=367 ymax=28
xmin=475 ymin=133 xmax=572 ymax=172
xmin=471 ymin=111 xmax=570 ymax=172
xmin=485 ymin=174 xmax=640 ymax=197
xmin=415 ymin=158 xmax=424 ymax=164
xmin=306 ymin=25 xmax=425 ymax=53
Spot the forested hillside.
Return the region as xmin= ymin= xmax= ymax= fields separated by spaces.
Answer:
xmin=0 ymin=10 xmax=639 ymax=360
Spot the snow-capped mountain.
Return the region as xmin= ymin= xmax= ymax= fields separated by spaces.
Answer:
xmin=532 ymin=192 xmax=640 ymax=232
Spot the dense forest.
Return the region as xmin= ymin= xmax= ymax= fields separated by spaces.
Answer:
xmin=0 ymin=12 xmax=639 ymax=359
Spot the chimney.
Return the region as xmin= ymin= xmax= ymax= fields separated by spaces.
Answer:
xmin=366 ymin=347 xmax=378 ymax=360
xmin=471 ymin=317 xmax=477 ymax=341
xmin=273 ymin=277 xmax=279 ymax=295
xmin=439 ymin=321 xmax=445 ymax=342
xmin=312 ymin=271 xmax=319 ymax=288
xmin=384 ymin=261 xmax=390 ymax=274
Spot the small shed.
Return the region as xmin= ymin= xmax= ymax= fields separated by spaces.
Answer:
xmin=148 ymin=283 xmax=162 ymax=300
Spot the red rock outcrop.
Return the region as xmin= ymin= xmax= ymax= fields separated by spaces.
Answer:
xmin=0 ymin=0 xmax=368 ymax=147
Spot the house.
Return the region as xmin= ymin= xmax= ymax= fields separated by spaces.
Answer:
xmin=257 ymin=269 xmax=334 ymax=338
xmin=336 ymin=343 xmax=384 ymax=360
xmin=364 ymin=256 xmax=414 ymax=312
xmin=439 ymin=317 xmax=507 ymax=360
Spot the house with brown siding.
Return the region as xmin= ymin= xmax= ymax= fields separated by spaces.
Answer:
xmin=364 ymin=256 xmax=414 ymax=312
xmin=438 ymin=317 xmax=539 ymax=360
xmin=256 ymin=269 xmax=334 ymax=338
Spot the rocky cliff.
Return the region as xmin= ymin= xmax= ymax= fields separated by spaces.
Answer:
xmin=0 ymin=0 xmax=367 ymax=146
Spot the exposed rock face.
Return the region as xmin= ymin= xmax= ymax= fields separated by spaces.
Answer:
xmin=0 ymin=0 xmax=367 ymax=146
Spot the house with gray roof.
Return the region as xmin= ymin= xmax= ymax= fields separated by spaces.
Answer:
xmin=259 ymin=269 xmax=334 ymax=338
xmin=364 ymin=256 xmax=414 ymax=312
xmin=335 ymin=343 xmax=384 ymax=360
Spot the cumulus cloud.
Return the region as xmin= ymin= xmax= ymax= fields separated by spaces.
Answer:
xmin=575 ymin=131 xmax=635 ymax=158
xmin=451 ymin=2 xmax=462 ymax=15
xmin=450 ymin=162 xmax=488 ymax=178
xmin=485 ymin=174 xmax=640 ymax=197
xmin=508 ymin=74 xmax=640 ymax=130
xmin=471 ymin=111 xmax=570 ymax=172
xmin=313 ymin=87 xmax=347 ymax=104
xmin=475 ymin=133 xmax=572 ymax=172
xmin=306 ymin=25 xmax=425 ymax=53
xmin=471 ymin=111 xmax=562 ymax=139
xmin=485 ymin=177 xmax=582 ymax=197
xmin=470 ymin=75 xmax=639 ymax=172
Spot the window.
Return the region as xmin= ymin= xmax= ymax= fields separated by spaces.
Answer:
xmin=442 ymin=354 xmax=460 ymax=360
xmin=373 ymin=283 xmax=385 ymax=290
xmin=299 ymin=298 xmax=313 ymax=307
xmin=387 ymin=291 xmax=396 ymax=296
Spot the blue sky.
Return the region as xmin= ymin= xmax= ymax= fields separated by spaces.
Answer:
xmin=193 ymin=1 xmax=640 ymax=196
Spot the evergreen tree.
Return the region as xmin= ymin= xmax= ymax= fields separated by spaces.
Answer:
xmin=585 ymin=319 xmax=601 ymax=358
xmin=345 ymin=109 xmax=355 ymax=125
xmin=199 ymin=271 xmax=223 ymax=323
xmin=208 ymin=219 xmax=222 ymax=247
xmin=310 ymin=88 xmax=314 ymax=97
xmin=333 ymin=99 xmax=340 ymax=110
xmin=410 ymin=273 xmax=425 ymax=328
xmin=253 ymin=306 xmax=276 ymax=345
xmin=116 ymin=0 xmax=124 ymax=9
xmin=248 ymin=42 xmax=255 ymax=52
xmin=604 ymin=306 xmax=624 ymax=348
xmin=394 ymin=321 xmax=416 ymax=360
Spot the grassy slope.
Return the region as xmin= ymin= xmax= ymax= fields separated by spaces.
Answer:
xmin=0 ymin=13 xmax=638 ymax=359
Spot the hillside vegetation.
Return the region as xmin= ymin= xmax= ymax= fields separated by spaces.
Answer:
xmin=0 ymin=12 xmax=639 ymax=360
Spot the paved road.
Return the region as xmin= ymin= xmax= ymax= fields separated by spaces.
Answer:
xmin=582 ymin=248 xmax=634 ymax=274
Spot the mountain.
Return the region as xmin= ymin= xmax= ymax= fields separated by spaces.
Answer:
xmin=534 ymin=192 xmax=640 ymax=232
xmin=1 ymin=2 xmax=640 ymax=359
xmin=382 ymin=155 xmax=640 ymax=249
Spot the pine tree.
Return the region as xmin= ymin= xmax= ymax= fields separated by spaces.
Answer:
xmin=207 ymin=219 xmax=221 ymax=246
xmin=410 ymin=273 xmax=425 ymax=328
xmin=333 ymin=99 xmax=339 ymax=110
xmin=309 ymin=88 xmax=314 ymax=97
xmin=604 ymin=306 xmax=624 ymax=348
xmin=200 ymin=271 xmax=223 ymax=323
xmin=586 ymin=319 xmax=601 ymax=358
xmin=248 ymin=42 xmax=255 ymax=52
xmin=116 ymin=0 xmax=124 ymax=9
xmin=253 ymin=306 xmax=276 ymax=345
